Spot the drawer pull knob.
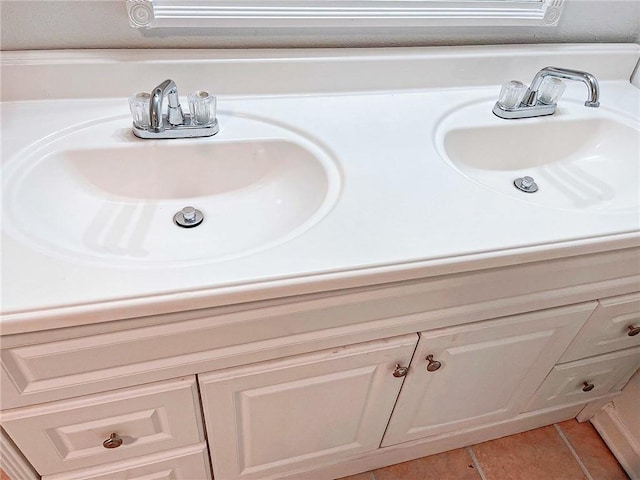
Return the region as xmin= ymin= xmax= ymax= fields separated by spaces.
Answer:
xmin=393 ymin=364 xmax=409 ymax=377
xmin=628 ymin=325 xmax=640 ymax=337
xmin=582 ymin=381 xmax=595 ymax=392
xmin=103 ymin=433 xmax=123 ymax=449
xmin=426 ymin=355 xmax=442 ymax=372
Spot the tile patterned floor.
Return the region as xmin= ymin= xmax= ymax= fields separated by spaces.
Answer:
xmin=340 ymin=420 xmax=629 ymax=480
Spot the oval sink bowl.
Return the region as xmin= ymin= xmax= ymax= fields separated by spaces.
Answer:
xmin=3 ymin=113 xmax=341 ymax=266
xmin=435 ymin=99 xmax=639 ymax=212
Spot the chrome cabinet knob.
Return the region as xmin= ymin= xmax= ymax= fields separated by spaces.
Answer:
xmin=628 ymin=325 xmax=640 ymax=337
xmin=426 ymin=354 xmax=442 ymax=372
xmin=393 ymin=364 xmax=409 ymax=377
xmin=582 ymin=381 xmax=595 ymax=392
xmin=103 ymin=433 xmax=124 ymax=449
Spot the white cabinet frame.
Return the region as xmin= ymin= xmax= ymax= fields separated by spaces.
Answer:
xmin=126 ymin=0 xmax=565 ymax=28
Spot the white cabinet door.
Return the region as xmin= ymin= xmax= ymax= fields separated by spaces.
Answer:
xmin=198 ymin=334 xmax=417 ymax=480
xmin=381 ymin=303 xmax=595 ymax=447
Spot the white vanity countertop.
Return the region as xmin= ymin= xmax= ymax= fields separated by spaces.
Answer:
xmin=2 ymin=45 xmax=639 ymax=334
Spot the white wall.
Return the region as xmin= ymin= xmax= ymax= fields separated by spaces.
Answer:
xmin=1 ymin=0 xmax=639 ymax=50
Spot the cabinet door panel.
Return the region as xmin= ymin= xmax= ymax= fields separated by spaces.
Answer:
xmin=382 ymin=303 xmax=594 ymax=447
xmin=198 ymin=335 xmax=417 ymax=480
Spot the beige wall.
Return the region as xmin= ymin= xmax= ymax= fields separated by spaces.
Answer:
xmin=1 ymin=0 xmax=639 ymax=50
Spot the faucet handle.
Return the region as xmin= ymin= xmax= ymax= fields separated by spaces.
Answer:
xmin=538 ymin=77 xmax=566 ymax=105
xmin=498 ymin=81 xmax=527 ymax=109
xmin=188 ymin=91 xmax=217 ymax=126
xmin=128 ymin=92 xmax=151 ymax=129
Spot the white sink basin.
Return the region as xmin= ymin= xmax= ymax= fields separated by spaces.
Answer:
xmin=2 ymin=113 xmax=341 ymax=266
xmin=435 ymin=99 xmax=640 ymax=212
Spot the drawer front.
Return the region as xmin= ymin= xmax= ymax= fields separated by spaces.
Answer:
xmin=43 ymin=443 xmax=211 ymax=480
xmin=560 ymin=292 xmax=640 ymax=363
xmin=0 ymin=377 xmax=204 ymax=475
xmin=525 ymin=347 xmax=640 ymax=412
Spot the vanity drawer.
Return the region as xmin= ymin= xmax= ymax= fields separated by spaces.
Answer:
xmin=524 ymin=347 xmax=640 ymax=413
xmin=43 ymin=443 xmax=212 ymax=480
xmin=560 ymin=292 xmax=640 ymax=363
xmin=0 ymin=377 xmax=204 ymax=476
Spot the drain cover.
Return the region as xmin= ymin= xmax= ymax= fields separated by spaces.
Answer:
xmin=514 ymin=176 xmax=538 ymax=193
xmin=174 ymin=206 xmax=204 ymax=228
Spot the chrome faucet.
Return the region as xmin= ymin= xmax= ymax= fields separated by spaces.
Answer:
xmin=131 ymin=79 xmax=219 ymax=139
xmin=493 ymin=67 xmax=600 ymax=120
xmin=149 ymin=79 xmax=184 ymax=131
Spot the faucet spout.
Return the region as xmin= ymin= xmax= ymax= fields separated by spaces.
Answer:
xmin=523 ymin=67 xmax=600 ymax=108
xmin=149 ymin=79 xmax=184 ymax=132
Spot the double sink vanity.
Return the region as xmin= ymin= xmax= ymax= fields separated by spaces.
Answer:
xmin=1 ymin=44 xmax=639 ymax=479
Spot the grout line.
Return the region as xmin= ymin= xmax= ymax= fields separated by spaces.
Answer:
xmin=467 ymin=446 xmax=488 ymax=480
xmin=554 ymin=423 xmax=594 ymax=480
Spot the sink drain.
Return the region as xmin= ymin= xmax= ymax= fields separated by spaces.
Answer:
xmin=514 ymin=176 xmax=538 ymax=193
xmin=174 ymin=206 xmax=204 ymax=228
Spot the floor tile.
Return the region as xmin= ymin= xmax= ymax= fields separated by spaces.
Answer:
xmin=471 ymin=425 xmax=587 ymax=480
xmin=558 ymin=420 xmax=629 ymax=480
xmin=337 ymin=473 xmax=374 ymax=480
xmin=372 ymin=448 xmax=481 ymax=480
